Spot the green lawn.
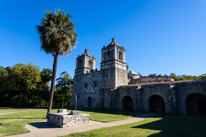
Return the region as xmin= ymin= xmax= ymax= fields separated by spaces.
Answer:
xmin=0 ymin=110 xmax=47 ymax=136
xmin=80 ymin=108 xmax=140 ymax=122
xmin=66 ymin=114 xmax=206 ymax=137
xmin=0 ymin=107 xmax=46 ymax=113
xmin=0 ymin=108 xmax=139 ymax=136
xmin=2 ymin=107 xmax=205 ymax=137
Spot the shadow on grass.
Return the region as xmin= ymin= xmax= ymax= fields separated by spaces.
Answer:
xmin=28 ymin=121 xmax=60 ymax=129
xmin=131 ymin=114 xmax=206 ymax=137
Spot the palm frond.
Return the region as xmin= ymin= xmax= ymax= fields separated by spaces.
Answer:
xmin=36 ymin=9 xmax=77 ymax=56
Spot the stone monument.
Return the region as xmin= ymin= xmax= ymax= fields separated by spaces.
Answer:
xmin=47 ymin=110 xmax=89 ymax=128
xmin=47 ymin=91 xmax=89 ymax=128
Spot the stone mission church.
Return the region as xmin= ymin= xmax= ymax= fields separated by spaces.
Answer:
xmin=73 ymin=38 xmax=128 ymax=108
xmin=72 ymin=38 xmax=206 ymax=115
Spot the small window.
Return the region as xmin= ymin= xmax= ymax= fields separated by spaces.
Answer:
xmin=94 ymin=82 xmax=97 ymax=87
xmin=119 ymin=51 xmax=122 ymax=60
xmin=106 ymin=74 xmax=108 ymax=78
xmin=106 ymin=51 xmax=110 ymax=60
xmin=89 ymin=60 xmax=92 ymax=68
xmin=85 ymin=83 xmax=87 ymax=88
xmin=78 ymin=59 xmax=82 ymax=67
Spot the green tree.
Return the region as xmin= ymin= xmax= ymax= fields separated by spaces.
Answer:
xmin=7 ymin=63 xmax=41 ymax=107
xmin=36 ymin=10 xmax=77 ymax=116
xmin=40 ymin=68 xmax=52 ymax=107
xmin=149 ymin=74 xmax=157 ymax=77
xmin=170 ymin=73 xmax=177 ymax=81
xmin=0 ymin=66 xmax=9 ymax=106
xmin=199 ymin=73 xmax=206 ymax=80
xmin=56 ymin=71 xmax=73 ymax=108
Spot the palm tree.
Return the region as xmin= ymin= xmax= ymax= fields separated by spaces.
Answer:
xmin=40 ymin=68 xmax=52 ymax=107
xmin=36 ymin=10 xmax=77 ymax=117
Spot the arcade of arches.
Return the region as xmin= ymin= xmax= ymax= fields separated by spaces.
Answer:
xmin=97 ymin=81 xmax=206 ymax=115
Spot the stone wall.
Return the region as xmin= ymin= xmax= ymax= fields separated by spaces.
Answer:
xmin=72 ymin=70 xmax=105 ymax=108
xmin=100 ymin=80 xmax=206 ymax=115
xmin=174 ymin=80 xmax=206 ymax=115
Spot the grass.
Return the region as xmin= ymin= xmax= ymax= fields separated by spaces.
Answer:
xmin=0 ymin=107 xmax=46 ymax=113
xmin=0 ymin=110 xmax=46 ymax=136
xmin=80 ymin=108 xmax=140 ymax=122
xmin=66 ymin=114 xmax=206 ymax=137
xmin=3 ymin=107 xmax=205 ymax=137
xmin=0 ymin=107 xmax=139 ymax=136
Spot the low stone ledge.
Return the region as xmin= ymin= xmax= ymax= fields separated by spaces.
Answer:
xmin=47 ymin=112 xmax=89 ymax=128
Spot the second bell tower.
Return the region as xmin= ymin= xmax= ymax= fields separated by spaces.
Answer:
xmin=101 ymin=38 xmax=128 ymax=88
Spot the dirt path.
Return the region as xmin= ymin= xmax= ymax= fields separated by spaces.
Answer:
xmin=7 ymin=113 xmax=155 ymax=137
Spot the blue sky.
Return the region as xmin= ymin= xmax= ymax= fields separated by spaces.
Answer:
xmin=0 ymin=0 xmax=206 ymax=78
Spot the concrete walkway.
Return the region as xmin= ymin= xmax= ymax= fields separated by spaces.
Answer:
xmin=7 ymin=113 xmax=155 ymax=137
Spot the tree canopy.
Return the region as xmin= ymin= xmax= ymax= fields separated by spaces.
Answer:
xmin=148 ymin=73 xmax=206 ymax=81
xmin=36 ymin=10 xmax=77 ymax=56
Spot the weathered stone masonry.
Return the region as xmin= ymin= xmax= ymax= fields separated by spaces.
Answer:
xmin=72 ymin=38 xmax=206 ymax=115
xmin=100 ymin=80 xmax=206 ymax=115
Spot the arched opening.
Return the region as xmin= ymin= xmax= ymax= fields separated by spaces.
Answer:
xmin=122 ymin=96 xmax=133 ymax=111
xmin=119 ymin=51 xmax=122 ymax=60
xmin=87 ymin=97 xmax=92 ymax=108
xmin=78 ymin=59 xmax=82 ymax=67
xmin=88 ymin=60 xmax=92 ymax=68
xmin=106 ymin=51 xmax=110 ymax=60
xmin=186 ymin=93 xmax=206 ymax=115
xmin=149 ymin=95 xmax=165 ymax=113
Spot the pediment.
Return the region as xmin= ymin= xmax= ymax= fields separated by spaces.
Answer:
xmin=85 ymin=85 xmax=96 ymax=94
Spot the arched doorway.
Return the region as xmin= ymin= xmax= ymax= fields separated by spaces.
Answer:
xmin=87 ymin=97 xmax=92 ymax=108
xmin=186 ymin=93 xmax=206 ymax=115
xmin=149 ymin=95 xmax=165 ymax=113
xmin=122 ymin=96 xmax=133 ymax=111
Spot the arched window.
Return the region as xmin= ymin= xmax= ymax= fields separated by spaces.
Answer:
xmin=106 ymin=51 xmax=110 ymax=60
xmin=119 ymin=51 xmax=122 ymax=60
xmin=78 ymin=59 xmax=82 ymax=67
xmin=89 ymin=60 xmax=92 ymax=68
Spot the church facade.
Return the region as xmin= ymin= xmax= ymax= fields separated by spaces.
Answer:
xmin=72 ymin=38 xmax=206 ymax=115
xmin=72 ymin=38 xmax=128 ymax=108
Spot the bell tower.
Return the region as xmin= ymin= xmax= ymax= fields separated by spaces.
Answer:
xmin=75 ymin=49 xmax=96 ymax=75
xmin=101 ymin=38 xmax=128 ymax=88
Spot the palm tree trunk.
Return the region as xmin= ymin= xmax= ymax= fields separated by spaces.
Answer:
xmin=47 ymin=54 xmax=58 ymax=118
